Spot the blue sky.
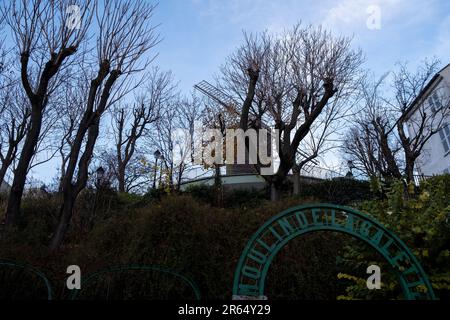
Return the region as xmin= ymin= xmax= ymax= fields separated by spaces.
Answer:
xmin=152 ymin=0 xmax=450 ymax=93
xmin=28 ymin=0 xmax=450 ymax=183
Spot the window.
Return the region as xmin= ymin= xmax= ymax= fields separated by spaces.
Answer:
xmin=439 ymin=123 xmax=450 ymax=154
xmin=429 ymin=91 xmax=442 ymax=113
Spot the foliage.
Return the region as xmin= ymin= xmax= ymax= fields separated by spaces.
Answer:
xmin=183 ymin=184 xmax=268 ymax=209
xmin=337 ymin=175 xmax=450 ymax=300
xmin=297 ymin=178 xmax=374 ymax=205
xmin=0 ymin=175 xmax=448 ymax=300
xmin=0 ymin=194 xmax=341 ymax=300
xmin=183 ymin=185 xmax=216 ymax=206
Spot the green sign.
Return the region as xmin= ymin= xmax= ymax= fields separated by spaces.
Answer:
xmin=0 ymin=259 xmax=53 ymax=300
xmin=70 ymin=265 xmax=202 ymax=300
xmin=232 ymin=204 xmax=436 ymax=300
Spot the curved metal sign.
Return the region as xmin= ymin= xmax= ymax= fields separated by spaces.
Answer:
xmin=232 ymin=204 xmax=436 ymax=300
xmin=0 ymin=260 xmax=53 ymax=300
xmin=70 ymin=265 xmax=201 ymax=300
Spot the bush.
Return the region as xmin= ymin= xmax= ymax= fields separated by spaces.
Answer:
xmin=1 ymin=175 xmax=448 ymax=300
xmin=337 ymin=175 xmax=450 ymax=300
xmin=0 ymin=194 xmax=345 ymax=300
xmin=97 ymin=195 xmax=345 ymax=300
xmin=183 ymin=184 xmax=216 ymax=205
xmin=297 ymin=178 xmax=374 ymax=205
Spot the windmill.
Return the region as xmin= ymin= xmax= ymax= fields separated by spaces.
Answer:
xmin=194 ymin=80 xmax=260 ymax=175
xmin=194 ymin=80 xmax=240 ymax=117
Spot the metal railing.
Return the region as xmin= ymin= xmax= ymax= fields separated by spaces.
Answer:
xmin=413 ymin=174 xmax=432 ymax=186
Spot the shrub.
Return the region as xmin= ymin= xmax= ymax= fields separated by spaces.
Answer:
xmin=297 ymin=178 xmax=373 ymax=205
xmin=1 ymin=175 xmax=448 ymax=300
xmin=337 ymin=175 xmax=450 ymax=300
xmin=183 ymin=184 xmax=216 ymax=205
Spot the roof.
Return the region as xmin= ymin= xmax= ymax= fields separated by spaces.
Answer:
xmin=404 ymin=63 xmax=450 ymax=121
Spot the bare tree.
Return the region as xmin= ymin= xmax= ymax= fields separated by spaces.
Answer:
xmin=344 ymin=59 xmax=450 ymax=183
xmin=392 ymin=60 xmax=450 ymax=182
xmin=0 ymin=86 xmax=30 ymax=188
xmin=151 ymin=102 xmax=177 ymax=191
xmin=219 ymin=24 xmax=364 ymax=200
xmin=97 ymin=148 xmax=151 ymax=194
xmin=111 ymin=68 xmax=173 ymax=192
xmin=54 ymin=72 xmax=88 ymax=191
xmin=51 ymin=0 xmax=160 ymax=249
xmin=0 ymin=42 xmax=29 ymax=187
xmin=1 ymin=0 xmax=92 ymax=226
xmin=174 ymin=93 xmax=204 ymax=190
xmin=343 ymin=74 xmax=403 ymax=181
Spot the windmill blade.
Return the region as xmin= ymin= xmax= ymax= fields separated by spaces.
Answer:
xmin=194 ymin=81 xmax=238 ymax=110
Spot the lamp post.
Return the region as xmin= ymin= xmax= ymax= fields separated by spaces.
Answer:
xmin=153 ymin=150 xmax=161 ymax=189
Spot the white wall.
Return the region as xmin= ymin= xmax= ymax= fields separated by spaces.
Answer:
xmin=407 ymin=66 xmax=450 ymax=176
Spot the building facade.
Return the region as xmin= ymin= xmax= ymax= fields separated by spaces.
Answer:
xmin=404 ymin=64 xmax=450 ymax=176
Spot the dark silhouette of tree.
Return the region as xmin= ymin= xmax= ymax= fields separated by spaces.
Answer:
xmin=219 ymin=24 xmax=364 ymax=200
xmin=51 ymin=0 xmax=160 ymax=250
xmin=344 ymin=60 xmax=450 ymax=183
xmin=1 ymin=0 xmax=93 ymax=226
xmin=112 ymin=68 xmax=173 ymax=193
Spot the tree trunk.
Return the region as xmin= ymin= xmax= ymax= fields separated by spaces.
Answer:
xmin=293 ymin=170 xmax=300 ymax=196
xmin=0 ymin=163 xmax=10 ymax=191
xmin=50 ymin=66 xmax=119 ymax=250
xmin=270 ymin=182 xmax=281 ymax=201
xmin=49 ymin=191 xmax=75 ymax=250
xmin=5 ymin=109 xmax=42 ymax=225
xmin=405 ymin=161 xmax=415 ymax=184
xmin=117 ymin=165 xmax=126 ymax=193
xmin=214 ymin=164 xmax=222 ymax=207
xmin=51 ymin=118 xmax=101 ymax=250
xmin=5 ymin=47 xmax=77 ymax=226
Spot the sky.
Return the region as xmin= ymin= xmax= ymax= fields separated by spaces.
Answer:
xmin=152 ymin=0 xmax=450 ymax=93
xmin=27 ymin=0 xmax=450 ymax=184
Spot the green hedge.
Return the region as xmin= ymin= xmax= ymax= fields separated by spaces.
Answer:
xmin=0 ymin=175 xmax=448 ymax=300
xmin=297 ymin=178 xmax=374 ymax=205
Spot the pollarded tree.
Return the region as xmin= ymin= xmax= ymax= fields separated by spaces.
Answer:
xmin=0 ymin=41 xmax=30 ymax=187
xmin=54 ymin=71 xmax=89 ymax=192
xmin=218 ymin=23 xmax=364 ymax=200
xmin=51 ymin=0 xmax=160 ymax=250
xmin=1 ymin=0 xmax=93 ymax=226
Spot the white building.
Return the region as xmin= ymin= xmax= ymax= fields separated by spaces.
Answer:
xmin=404 ymin=64 xmax=450 ymax=176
